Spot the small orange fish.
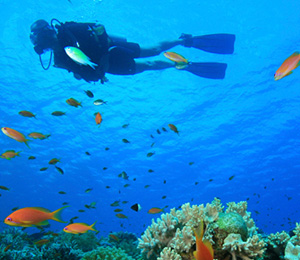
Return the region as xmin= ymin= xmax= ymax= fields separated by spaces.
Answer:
xmin=193 ymin=220 xmax=214 ymax=260
xmin=148 ymin=207 xmax=164 ymax=214
xmin=4 ymin=206 xmax=69 ymax=227
xmin=49 ymin=158 xmax=60 ymax=165
xmin=4 ymin=244 xmax=12 ymax=252
xmin=116 ymin=213 xmax=128 ymax=219
xmin=66 ymin=98 xmax=82 ymax=107
xmin=63 ymin=222 xmax=97 ymax=234
xmin=109 ymin=234 xmax=120 ymax=242
xmin=275 ymin=52 xmax=300 ymax=81
xmin=28 ymin=132 xmax=50 ymax=140
xmin=34 ymin=239 xmax=50 ymax=246
xmin=1 ymin=127 xmax=30 ymax=148
xmin=164 ymin=52 xmax=188 ymax=63
xmin=168 ymin=124 xmax=179 ymax=135
xmin=19 ymin=110 xmax=36 ymax=118
xmin=1 ymin=150 xmax=21 ymax=160
xmin=95 ymin=112 xmax=102 ymax=125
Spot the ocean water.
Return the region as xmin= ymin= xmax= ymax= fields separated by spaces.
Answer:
xmin=1 ymin=0 xmax=300 ymax=238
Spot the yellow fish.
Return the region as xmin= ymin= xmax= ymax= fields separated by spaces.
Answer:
xmin=1 ymin=127 xmax=30 ymax=148
xmin=63 ymin=222 xmax=97 ymax=234
xmin=275 ymin=52 xmax=300 ymax=81
xmin=64 ymin=46 xmax=98 ymax=70
xmin=164 ymin=52 xmax=188 ymax=63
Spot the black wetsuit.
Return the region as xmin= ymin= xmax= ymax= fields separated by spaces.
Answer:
xmin=53 ymin=21 xmax=141 ymax=83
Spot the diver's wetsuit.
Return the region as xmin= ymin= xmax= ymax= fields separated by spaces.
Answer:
xmin=53 ymin=21 xmax=140 ymax=83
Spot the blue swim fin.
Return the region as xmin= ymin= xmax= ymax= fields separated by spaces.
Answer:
xmin=182 ymin=62 xmax=227 ymax=79
xmin=180 ymin=34 xmax=236 ymax=54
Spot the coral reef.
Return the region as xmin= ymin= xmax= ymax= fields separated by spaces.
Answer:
xmin=81 ymin=246 xmax=135 ymax=260
xmin=138 ymin=198 xmax=266 ymax=260
xmin=284 ymin=223 xmax=300 ymax=260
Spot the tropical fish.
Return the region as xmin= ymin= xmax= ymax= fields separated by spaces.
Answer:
xmin=1 ymin=150 xmax=21 ymax=160
xmin=55 ymin=166 xmax=64 ymax=175
xmin=0 ymin=186 xmax=10 ymax=191
xmin=164 ymin=51 xmax=188 ymax=63
xmin=39 ymin=167 xmax=48 ymax=171
xmin=148 ymin=169 xmax=154 ymax=173
xmin=28 ymin=132 xmax=50 ymax=140
xmin=168 ymin=124 xmax=179 ymax=135
xmin=148 ymin=207 xmax=164 ymax=214
xmin=12 ymin=207 xmax=19 ymax=211
xmin=63 ymin=222 xmax=97 ymax=234
xmin=274 ymin=52 xmax=300 ymax=81
xmin=28 ymin=156 xmax=36 ymax=160
xmin=118 ymin=171 xmax=129 ymax=180
xmin=64 ymin=46 xmax=98 ymax=69
xmin=4 ymin=206 xmax=69 ymax=227
xmin=116 ymin=213 xmax=128 ymax=219
xmin=84 ymin=90 xmax=94 ymax=98
xmin=109 ymin=233 xmax=120 ymax=242
xmin=103 ymin=167 xmax=108 ymax=170
xmin=162 ymin=196 xmax=167 ymax=199
xmin=95 ymin=112 xmax=102 ymax=125
xmin=122 ymin=138 xmax=130 ymax=143
xmin=162 ymin=127 xmax=168 ymax=132
xmin=51 ymin=111 xmax=66 ymax=116
xmin=229 ymin=175 xmax=235 ymax=180
xmin=85 ymin=188 xmax=93 ymax=193
xmin=4 ymin=244 xmax=12 ymax=252
xmin=78 ymin=210 xmax=85 ymax=213
xmin=49 ymin=158 xmax=60 ymax=165
xmin=34 ymin=239 xmax=51 ymax=246
xmin=66 ymin=98 xmax=82 ymax=108
xmin=123 ymin=184 xmax=130 ymax=188
xmin=147 ymin=152 xmax=155 ymax=157
xmin=93 ymin=99 xmax=107 ymax=105
xmin=1 ymin=127 xmax=30 ymax=148
xmin=85 ymin=151 xmax=91 ymax=156
xmin=189 ymin=162 xmax=195 ymax=165
xmin=144 ymin=185 xmax=150 ymax=188
xmin=58 ymin=191 xmax=66 ymax=194
xmin=131 ymin=203 xmax=142 ymax=212
xmin=111 ymin=201 xmax=120 ymax=207
xmin=114 ymin=209 xmax=123 ymax=212
xmin=105 ymin=147 xmax=110 ymax=151
xmin=122 ymin=124 xmax=129 ymax=128
xmin=157 ymin=129 xmax=161 ymax=134
xmin=193 ymin=220 xmax=214 ymax=260
xmin=19 ymin=110 xmax=36 ymax=118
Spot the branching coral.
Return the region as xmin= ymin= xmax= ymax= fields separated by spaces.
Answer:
xmin=138 ymin=198 xmax=266 ymax=260
xmin=157 ymin=247 xmax=182 ymax=260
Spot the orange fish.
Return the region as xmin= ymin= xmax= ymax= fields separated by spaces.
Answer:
xmin=168 ymin=124 xmax=179 ymax=135
xmin=116 ymin=213 xmax=128 ymax=219
xmin=193 ymin=220 xmax=214 ymax=260
xmin=34 ymin=239 xmax=51 ymax=246
xmin=63 ymin=222 xmax=97 ymax=234
xmin=164 ymin=52 xmax=188 ymax=63
xmin=28 ymin=132 xmax=50 ymax=140
xmin=1 ymin=127 xmax=30 ymax=148
xmin=19 ymin=110 xmax=36 ymax=118
xmin=95 ymin=112 xmax=102 ymax=125
xmin=1 ymin=150 xmax=21 ymax=160
xmin=109 ymin=233 xmax=120 ymax=242
xmin=4 ymin=206 xmax=69 ymax=227
xmin=66 ymin=98 xmax=82 ymax=107
xmin=49 ymin=158 xmax=60 ymax=165
xmin=275 ymin=52 xmax=300 ymax=81
xmin=148 ymin=207 xmax=164 ymax=214
xmin=4 ymin=244 xmax=12 ymax=252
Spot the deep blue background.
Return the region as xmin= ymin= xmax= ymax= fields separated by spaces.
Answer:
xmin=1 ymin=0 xmax=300 ymax=237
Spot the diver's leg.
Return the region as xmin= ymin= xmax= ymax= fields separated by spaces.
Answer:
xmin=139 ymin=40 xmax=183 ymax=58
xmin=135 ymin=61 xmax=174 ymax=73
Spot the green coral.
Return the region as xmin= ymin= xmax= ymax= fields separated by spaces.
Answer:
xmin=81 ymin=246 xmax=135 ymax=260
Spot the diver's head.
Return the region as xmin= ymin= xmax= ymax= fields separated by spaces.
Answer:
xmin=30 ymin=19 xmax=56 ymax=55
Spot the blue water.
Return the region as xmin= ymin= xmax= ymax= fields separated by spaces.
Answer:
xmin=1 ymin=0 xmax=300 ymax=237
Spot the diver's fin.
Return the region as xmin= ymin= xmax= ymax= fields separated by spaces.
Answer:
xmin=180 ymin=33 xmax=236 ymax=54
xmin=182 ymin=62 xmax=227 ymax=79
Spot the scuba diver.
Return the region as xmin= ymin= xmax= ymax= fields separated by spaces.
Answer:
xmin=30 ymin=19 xmax=235 ymax=84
